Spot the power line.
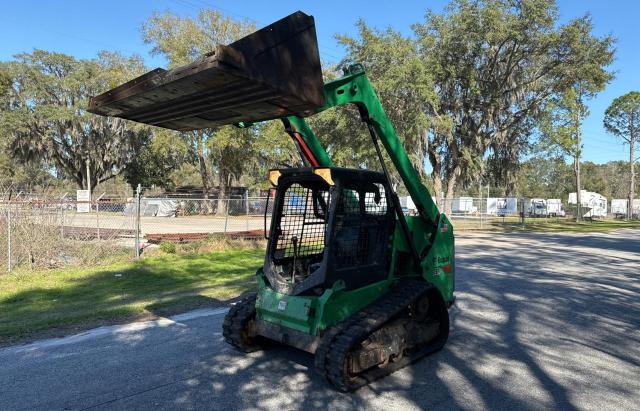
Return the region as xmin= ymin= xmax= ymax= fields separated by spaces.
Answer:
xmin=0 ymin=16 xmax=141 ymax=57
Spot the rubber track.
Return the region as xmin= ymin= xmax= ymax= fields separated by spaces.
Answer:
xmin=315 ymin=280 xmax=444 ymax=392
xmin=222 ymin=293 xmax=260 ymax=353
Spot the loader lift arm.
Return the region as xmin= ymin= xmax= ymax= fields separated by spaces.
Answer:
xmin=285 ymin=66 xmax=440 ymax=226
xmin=280 ymin=65 xmax=441 ymax=265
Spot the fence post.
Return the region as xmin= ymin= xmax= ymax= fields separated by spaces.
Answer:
xmin=6 ymin=204 xmax=11 ymax=273
xmin=223 ymin=198 xmax=229 ymax=234
xmin=96 ymin=198 xmax=100 ymax=241
xmin=95 ymin=193 xmax=105 ymax=241
xmin=479 ymin=191 xmax=483 ymax=230
xmin=135 ymin=184 xmax=141 ymax=258
xmin=245 ymin=193 xmax=250 ymax=232
xmin=60 ymin=193 xmax=67 ymax=239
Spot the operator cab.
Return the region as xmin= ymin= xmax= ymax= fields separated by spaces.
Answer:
xmin=263 ymin=167 xmax=396 ymax=296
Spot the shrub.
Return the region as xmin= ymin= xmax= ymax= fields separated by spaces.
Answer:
xmin=159 ymin=241 xmax=177 ymax=254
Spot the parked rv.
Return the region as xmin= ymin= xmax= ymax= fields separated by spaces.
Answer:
xmin=568 ymin=190 xmax=607 ymax=218
xmin=399 ymin=195 xmax=418 ymax=215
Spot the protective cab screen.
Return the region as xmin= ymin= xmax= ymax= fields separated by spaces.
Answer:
xmin=274 ymin=183 xmax=329 ymax=261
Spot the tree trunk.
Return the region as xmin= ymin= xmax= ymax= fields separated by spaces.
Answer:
xmin=432 ymin=176 xmax=443 ymax=210
xmin=216 ymin=169 xmax=230 ymax=217
xmin=443 ymin=167 xmax=459 ymax=215
xmin=629 ymin=137 xmax=635 ymax=220
xmin=427 ymin=139 xmax=444 ymax=210
xmin=574 ymin=154 xmax=582 ymax=222
xmin=430 ymin=161 xmax=443 ymax=210
xmin=196 ymin=136 xmax=213 ymax=214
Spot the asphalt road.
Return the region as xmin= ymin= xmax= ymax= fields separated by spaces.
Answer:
xmin=1 ymin=230 xmax=639 ymax=410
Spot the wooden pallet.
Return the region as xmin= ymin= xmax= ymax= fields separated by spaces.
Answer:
xmin=145 ymin=230 xmax=267 ymax=244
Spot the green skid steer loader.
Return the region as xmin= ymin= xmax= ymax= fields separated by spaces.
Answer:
xmin=89 ymin=11 xmax=455 ymax=391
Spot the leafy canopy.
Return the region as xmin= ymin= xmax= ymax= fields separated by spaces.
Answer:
xmin=0 ymin=50 xmax=150 ymax=190
xmin=414 ymin=0 xmax=614 ymax=196
xmin=603 ymin=91 xmax=640 ymax=144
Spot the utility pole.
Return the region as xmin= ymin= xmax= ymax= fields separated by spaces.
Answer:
xmin=629 ymin=123 xmax=635 ymax=219
xmin=135 ymin=184 xmax=141 ymax=258
xmin=479 ymin=181 xmax=483 ymax=229
xmin=6 ymin=204 xmax=11 ymax=272
xmin=575 ymin=129 xmax=582 ymax=222
xmin=86 ymin=159 xmax=91 ymax=193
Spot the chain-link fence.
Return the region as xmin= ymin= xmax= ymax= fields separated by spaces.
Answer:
xmin=437 ymin=196 xmax=501 ymax=230
xmin=0 ymin=196 xmax=136 ymax=272
xmin=434 ymin=195 xmax=640 ymax=229
xmin=2 ymin=189 xmax=636 ymax=273
xmin=137 ymin=196 xmax=273 ymax=241
xmin=0 ymin=188 xmax=276 ymax=272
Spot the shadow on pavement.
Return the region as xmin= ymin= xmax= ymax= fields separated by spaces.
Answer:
xmin=2 ymin=230 xmax=638 ymax=410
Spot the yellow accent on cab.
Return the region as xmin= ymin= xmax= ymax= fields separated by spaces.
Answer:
xmin=314 ymin=168 xmax=334 ymax=185
xmin=268 ymin=170 xmax=281 ymax=186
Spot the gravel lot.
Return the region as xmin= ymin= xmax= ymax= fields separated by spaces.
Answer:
xmin=1 ymin=230 xmax=638 ymax=410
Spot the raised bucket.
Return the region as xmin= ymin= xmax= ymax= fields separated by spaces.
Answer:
xmin=88 ymin=11 xmax=324 ymax=130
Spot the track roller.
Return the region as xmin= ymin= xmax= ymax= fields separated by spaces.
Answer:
xmin=314 ymin=280 xmax=449 ymax=392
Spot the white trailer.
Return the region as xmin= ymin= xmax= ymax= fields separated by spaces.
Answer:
xmin=526 ymin=198 xmax=548 ymax=217
xmin=568 ymin=190 xmax=608 ymax=218
xmin=399 ymin=195 xmax=418 ymax=215
xmin=452 ymin=197 xmax=477 ymax=214
xmin=612 ymin=199 xmax=640 ymax=217
xmin=611 ymin=199 xmax=627 ymax=217
xmin=487 ymin=197 xmax=518 ymax=216
xmin=546 ymin=199 xmax=565 ymax=217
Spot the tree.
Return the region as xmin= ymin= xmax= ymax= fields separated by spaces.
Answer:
xmin=0 ymin=50 xmax=150 ymax=191
xmin=580 ymin=161 xmax=609 ymax=196
xmin=413 ymin=0 xmax=615 ymax=210
xmin=539 ymin=87 xmax=590 ymax=219
xmin=141 ymin=9 xmax=257 ymax=214
xmin=604 ymin=91 xmax=640 ymax=219
xmin=208 ymin=126 xmax=257 ymax=215
xmin=336 ymin=22 xmax=437 ymax=188
xmin=243 ymin=120 xmax=298 ymax=191
xmin=0 ymin=59 xmax=55 ymax=189
xmin=123 ymin=128 xmax=189 ymax=190
xmin=515 ymin=155 xmax=573 ymax=198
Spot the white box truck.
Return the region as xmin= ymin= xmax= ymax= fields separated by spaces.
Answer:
xmin=546 ymin=199 xmax=565 ymax=217
xmin=612 ymin=199 xmax=640 ymax=217
xmin=526 ymin=198 xmax=548 ymax=217
xmin=452 ymin=197 xmax=477 ymax=214
xmin=611 ymin=199 xmax=627 ymax=217
xmin=487 ymin=197 xmax=518 ymax=216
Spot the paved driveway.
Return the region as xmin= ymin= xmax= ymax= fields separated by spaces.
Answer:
xmin=1 ymin=230 xmax=638 ymax=410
